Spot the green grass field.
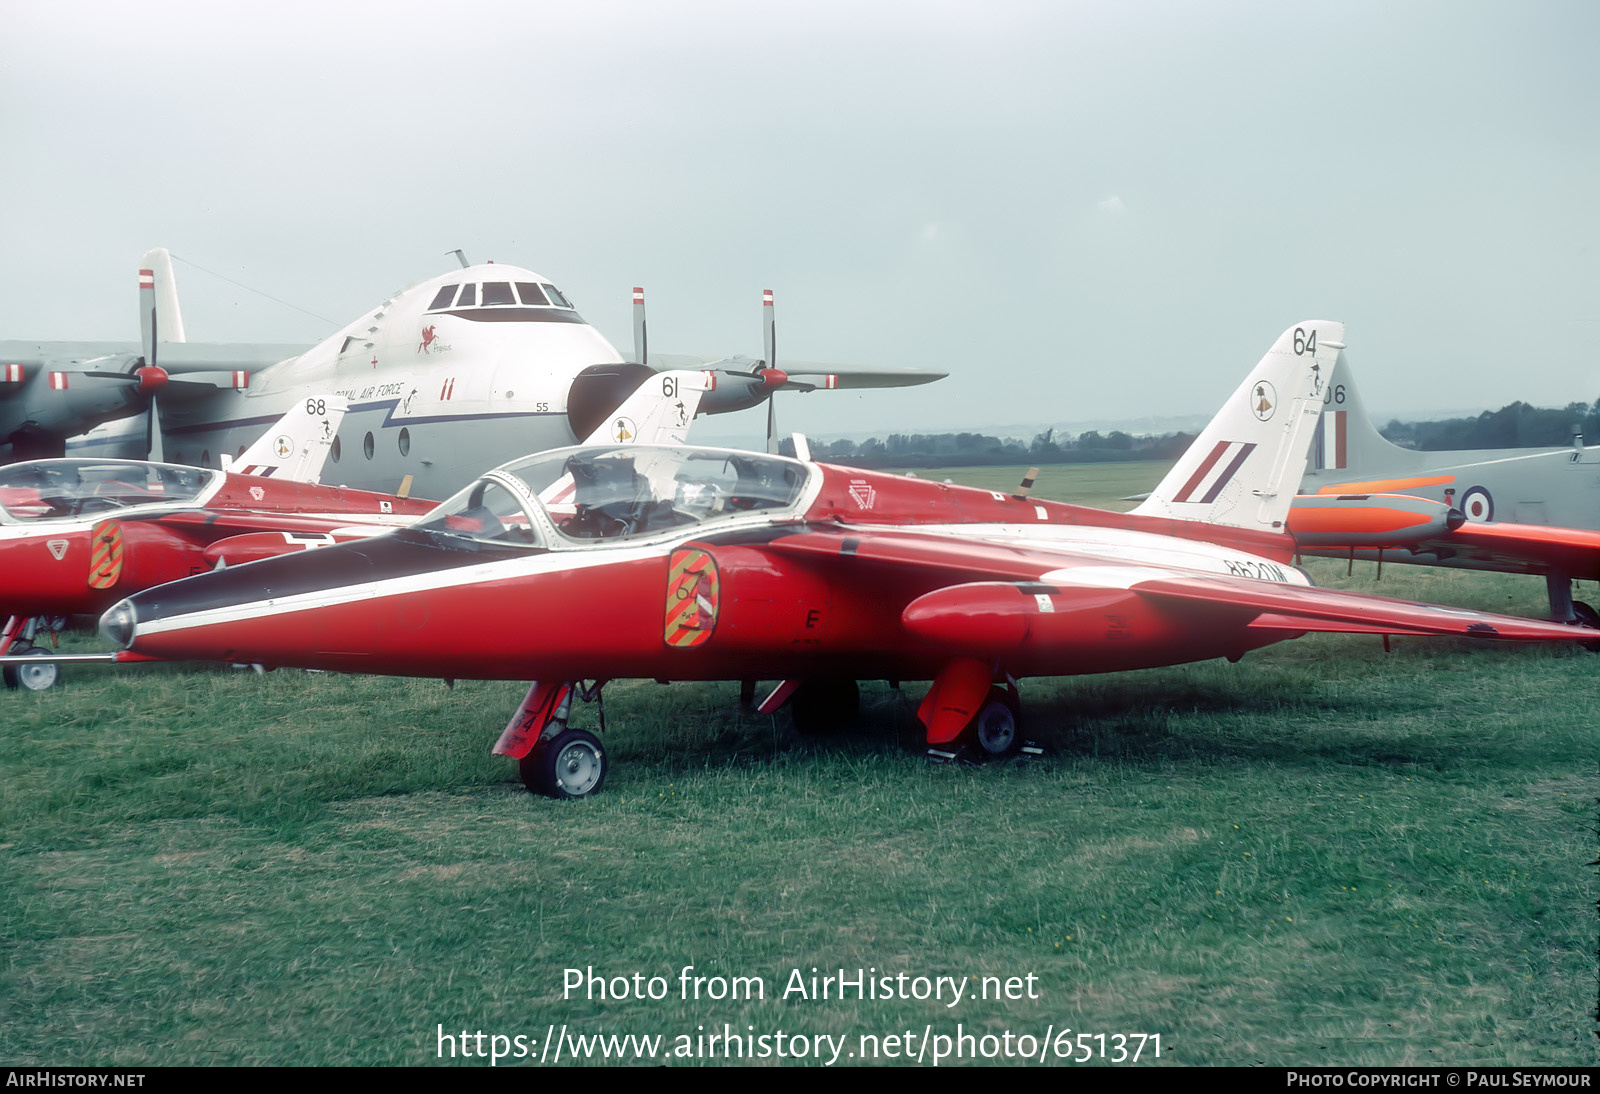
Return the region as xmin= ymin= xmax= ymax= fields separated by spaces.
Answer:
xmin=2 ymin=462 xmax=1596 ymax=1066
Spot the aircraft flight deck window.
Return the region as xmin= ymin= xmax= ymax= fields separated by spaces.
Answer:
xmin=542 ymin=284 xmax=572 ymax=308
xmin=457 ymin=284 xmax=477 ymax=307
xmin=427 ymin=285 xmax=458 ymax=310
xmin=515 ymin=282 xmax=548 ymax=306
xmin=481 ymin=282 xmax=515 ymax=306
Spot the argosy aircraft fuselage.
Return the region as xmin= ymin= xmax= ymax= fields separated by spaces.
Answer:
xmin=73 ymin=265 xmax=630 ymax=499
xmin=18 ymin=252 xmax=942 ymax=499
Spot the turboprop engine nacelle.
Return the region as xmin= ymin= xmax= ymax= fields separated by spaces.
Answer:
xmin=12 ymin=355 xmax=145 ymax=439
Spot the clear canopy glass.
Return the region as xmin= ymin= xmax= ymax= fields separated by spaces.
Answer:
xmin=0 ymin=460 xmax=215 ymax=523
xmin=411 ymin=446 xmax=812 ymax=547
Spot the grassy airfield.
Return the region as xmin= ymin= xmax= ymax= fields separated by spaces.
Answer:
xmin=3 ymin=462 xmax=1597 ymax=1066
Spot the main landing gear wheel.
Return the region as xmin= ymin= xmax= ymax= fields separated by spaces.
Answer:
xmin=1572 ymin=601 xmax=1600 ymax=628
xmin=3 ymin=647 xmax=58 ymax=692
xmin=522 ymin=728 xmax=608 ymax=800
xmin=971 ymin=688 xmax=1021 ymax=757
xmin=790 ymin=679 xmax=859 ymax=736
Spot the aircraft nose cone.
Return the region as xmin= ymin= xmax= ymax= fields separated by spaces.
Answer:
xmin=101 ymin=599 xmax=138 ymax=649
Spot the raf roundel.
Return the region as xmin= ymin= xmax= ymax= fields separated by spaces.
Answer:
xmin=1460 ymin=485 xmax=1494 ymax=523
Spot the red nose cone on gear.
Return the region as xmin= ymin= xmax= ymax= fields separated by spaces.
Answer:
xmin=134 ymin=366 xmax=169 ymax=395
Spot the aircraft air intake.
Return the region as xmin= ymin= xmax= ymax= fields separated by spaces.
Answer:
xmin=566 ymin=363 xmax=658 ymax=441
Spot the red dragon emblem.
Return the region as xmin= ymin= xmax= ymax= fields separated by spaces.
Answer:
xmin=417 ymin=325 xmax=438 ymax=354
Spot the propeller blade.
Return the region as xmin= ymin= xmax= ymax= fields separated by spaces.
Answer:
xmin=766 ymin=393 xmax=777 ymax=454
xmin=146 ymin=393 xmax=165 ymax=464
xmin=138 ymin=265 xmax=156 ymax=369
xmin=762 ymin=288 xmax=775 ymax=370
xmin=632 ymin=286 xmax=648 ymax=365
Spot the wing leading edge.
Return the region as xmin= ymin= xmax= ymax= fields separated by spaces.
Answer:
xmin=899 ymin=563 xmax=1591 ymax=654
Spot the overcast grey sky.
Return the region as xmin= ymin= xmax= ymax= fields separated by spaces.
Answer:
xmin=3 ymin=0 xmax=1595 ymax=444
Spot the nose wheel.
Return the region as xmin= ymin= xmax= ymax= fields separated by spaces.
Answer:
xmin=522 ymin=727 xmax=608 ymax=799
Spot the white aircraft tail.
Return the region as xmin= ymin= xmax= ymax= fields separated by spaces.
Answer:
xmin=1306 ymin=354 xmax=1420 ymax=476
xmin=222 ymin=396 xmax=348 ymax=483
xmin=1134 ymin=321 xmax=1344 ymax=532
xmin=139 ymin=248 xmax=187 ymax=345
xmin=581 ymin=369 xmax=715 ymax=446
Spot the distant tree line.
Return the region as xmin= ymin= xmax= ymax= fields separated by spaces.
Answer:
xmin=813 ymin=428 xmax=1196 ymax=470
xmin=817 ymin=395 xmax=1599 ymax=470
xmin=1379 ymin=398 xmax=1600 ymax=451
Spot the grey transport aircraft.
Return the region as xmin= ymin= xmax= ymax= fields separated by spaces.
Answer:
xmin=1294 ymin=352 xmax=1598 ymax=622
xmin=0 ymin=250 xmax=945 ymax=500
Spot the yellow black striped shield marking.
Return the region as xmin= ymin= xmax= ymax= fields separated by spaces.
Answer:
xmin=87 ymin=520 xmax=124 ymax=590
xmin=664 ymin=548 xmax=719 ymax=648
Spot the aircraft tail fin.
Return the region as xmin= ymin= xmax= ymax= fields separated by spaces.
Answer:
xmin=581 ymin=369 xmax=715 ymax=446
xmin=224 ymin=395 xmax=348 ymax=483
xmin=139 ymin=248 xmax=187 ymax=345
xmin=1133 ymin=321 xmax=1343 ymax=533
xmin=1303 ymin=353 xmax=1423 ymax=480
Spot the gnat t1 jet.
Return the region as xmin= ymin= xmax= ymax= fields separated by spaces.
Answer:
xmin=0 ymin=367 xmax=719 ymax=691
xmin=103 ymin=321 xmax=1593 ymax=798
xmin=1290 ymin=356 xmax=1600 ymax=623
xmin=0 ymin=395 xmax=433 ymax=690
xmin=0 ymin=250 xmax=945 ymax=498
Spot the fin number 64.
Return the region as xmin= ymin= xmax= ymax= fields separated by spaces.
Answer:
xmin=1293 ymin=328 xmax=1317 ymax=356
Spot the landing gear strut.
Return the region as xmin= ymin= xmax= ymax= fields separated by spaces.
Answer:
xmin=494 ymin=680 xmax=611 ymax=799
xmin=920 ymin=660 xmax=1040 ymax=762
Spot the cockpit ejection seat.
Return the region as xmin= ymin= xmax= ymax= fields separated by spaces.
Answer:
xmin=564 ymin=454 xmax=649 ymax=538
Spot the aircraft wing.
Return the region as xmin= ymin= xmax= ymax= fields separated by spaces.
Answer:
xmin=0 ymin=341 xmax=306 ymax=375
xmin=1393 ymin=521 xmax=1600 ymax=581
xmin=772 ymin=362 xmax=947 ymax=390
xmin=648 ymin=353 xmax=945 ymax=389
xmin=761 ymin=526 xmax=1591 ymax=645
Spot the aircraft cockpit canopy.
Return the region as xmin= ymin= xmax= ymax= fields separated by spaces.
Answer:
xmin=0 ymin=460 xmax=214 ymax=523
xmin=424 ymin=280 xmax=576 ymax=314
xmin=410 ymin=446 xmax=812 ymax=548
xmin=521 ymin=446 xmax=811 ymax=542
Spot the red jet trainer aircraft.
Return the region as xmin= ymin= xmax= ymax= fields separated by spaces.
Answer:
xmin=102 ymin=321 xmax=1594 ymax=797
xmin=0 ymin=398 xmax=435 ymax=688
